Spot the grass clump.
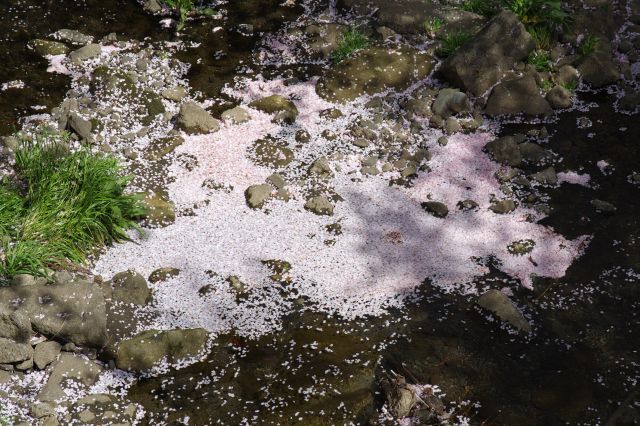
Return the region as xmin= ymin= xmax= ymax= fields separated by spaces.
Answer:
xmin=504 ymin=0 xmax=570 ymax=30
xmin=423 ymin=17 xmax=444 ymax=37
xmin=0 ymin=133 xmax=144 ymax=278
xmin=526 ymin=49 xmax=551 ymax=71
xmin=162 ymin=0 xmax=215 ymax=31
xmin=561 ymin=80 xmax=577 ymax=92
xmin=578 ymin=34 xmax=600 ymax=56
xmin=462 ymin=0 xmax=499 ymax=17
xmin=331 ymin=28 xmax=371 ymax=63
xmin=437 ymin=31 xmax=473 ymax=57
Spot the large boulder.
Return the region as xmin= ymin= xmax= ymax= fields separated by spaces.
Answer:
xmin=115 ymin=328 xmax=209 ymax=372
xmin=432 ymin=88 xmax=469 ymax=118
xmin=576 ymin=51 xmax=619 ymax=88
xmin=316 ymin=46 xmax=434 ymax=102
xmin=0 ymin=277 xmax=107 ymax=348
xmin=0 ymin=338 xmax=33 ymax=364
xmin=177 ymin=102 xmax=220 ymax=134
xmin=485 ymin=75 xmax=552 ymax=117
xmin=440 ymin=11 xmax=534 ymax=96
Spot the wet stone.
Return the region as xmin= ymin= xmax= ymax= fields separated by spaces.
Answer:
xmin=478 ymin=289 xmax=531 ymax=332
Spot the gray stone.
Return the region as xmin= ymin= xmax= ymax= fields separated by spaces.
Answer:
xmin=530 ymin=167 xmax=558 ymax=185
xmin=249 ymin=95 xmax=298 ymax=124
xmin=109 ymin=271 xmax=151 ymax=306
xmin=34 ymin=341 xmax=62 ymax=370
xmin=437 ymin=136 xmax=448 ymax=146
xmin=489 ymin=199 xmax=516 ymax=214
xmin=577 ymin=52 xmax=619 ymax=88
xmin=38 ymin=353 xmax=102 ymax=402
xmin=245 ymin=184 xmax=272 ymax=209
xmin=546 ymin=85 xmax=572 ymax=109
xmin=519 ymin=142 xmax=549 ymax=163
xmin=484 ymin=136 xmax=522 ymax=166
xmin=15 ymin=357 xmax=33 ymax=371
xmin=485 ymin=75 xmax=552 ymax=116
xmin=316 ymin=46 xmax=434 ymax=102
xmin=555 ymin=65 xmax=579 ymax=85
xmin=221 ymin=106 xmax=251 ymax=124
xmin=0 ymin=311 xmax=32 ymax=343
xmin=308 ymin=157 xmax=333 ymax=178
xmin=304 ymin=196 xmax=334 ymax=216
xmin=0 ymin=338 xmax=32 ymax=363
xmin=440 ymin=11 xmax=534 ymax=96
xmin=266 ymin=173 xmax=286 ymax=190
xmin=591 ymin=199 xmax=617 ymax=212
xmin=432 ymin=89 xmax=469 ymax=118
xmin=115 ymin=328 xmax=209 ymax=372
xmin=143 ymin=0 xmax=163 ymax=13
xmin=361 ymin=165 xmax=380 ymax=175
xmin=161 ymin=87 xmax=187 ymax=102
xmin=478 ymin=289 xmax=531 ymax=332
xmin=177 ymin=102 xmax=220 ymax=134
xmin=141 ymin=192 xmax=175 ymax=227
xmin=28 ymin=40 xmax=69 ymax=56
xmin=68 ymin=113 xmax=92 ymax=139
xmin=444 ymin=117 xmax=461 ymax=134
xmin=0 ymin=278 xmax=107 ymax=348
xmin=353 ymin=138 xmax=370 ymax=148
xmin=68 ymin=44 xmax=102 ymax=64
xmin=421 ymin=201 xmax=449 ymax=218
xmin=51 ymin=29 xmax=93 ymax=46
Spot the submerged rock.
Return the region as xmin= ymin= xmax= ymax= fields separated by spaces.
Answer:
xmin=477 ymin=289 xmax=531 ymax=332
xmin=485 ymin=75 xmax=552 ymax=116
xmin=177 ymin=102 xmax=220 ymax=134
xmin=316 ymin=46 xmax=434 ymax=102
xmin=249 ymin=95 xmax=298 ymax=124
xmin=51 ymin=29 xmax=93 ymax=46
xmin=28 ymin=39 xmax=69 ymax=56
xmin=591 ymin=199 xmax=617 ymax=212
xmin=440 ymin=11 xmax=534 ymax=96
xmin=115 ymin=328 xmax=209 ymax=372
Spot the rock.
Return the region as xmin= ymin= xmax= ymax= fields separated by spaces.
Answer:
xmin=221 ymin=106 xmax=251 ymax=124
xmin=308 ymin=157 xmax=333 ymax=178
xmin=530 ymin=167 xmax=558 ymax=185
xmin=319 ymin=108 xmax=344 ymax=120
xmin=484 ymin=136 xmax=522 ymax=166
xmin=70 ymin=393 xmax=139 ymax=425
xmin=141 ymin=192 xmax=175 ymax=227
xmin=0 ymin=278 xmax=107 ymax=348
xmin=245 ymin=184 xmax=272 ymax=209
xmin=316 ymin=46 xmax=434 ymax=102
xmin=556 ymin=65 xmax=579 ymax=85
xmin=28 ymin=39 xmax=69 ymax=56
xmin=478 ymin=289 xmax=531 ymax=332
xmin=115 ymin=328 xmax=209 ymax=372
xmin=143 ymin=135 xmax=184 ymax=161
xmin=249 ymin=95 xmax=298 ymax=124
xmin=421 ymin=201 xmax=449 ymax=218
xmin=38 ymin=353 xmax=102 ymax=402
xmin=15 ymin=357 xmax=33 ymax=371
xmin=68 ymin=44 xmax=102 ymax=64
xmin=380 ymin=375 xmax=418 ymax=418
xmin=485 ymin=75 xmax=552 ymax=116
xmin=519 ymin=142 xmax=549 ymax=163
xmin=489 ymin=199 xmax=516 ymax=214
xmin=143 ymin=0 xmax=163 ymax=13
xmin=353 ymin=138 xmax=370 ymax=148
xmin=444 ymin=117 xmax=461 ymax=134
xmin=577 ymin=52 xmax=619 ymax=88
xmin=34 ymin=341 xmax=62 ymax=370
xmin=440 ymin=11 xmax=534 ymax=96
xmin=361 ymin=165 xmax=380 ymax=175
xmin=177 ymin=102 xmax=220 ymax=134
xmin=68 ymin=113 xmax=92 ymax=139
xmin=303 ymin=23 xmax=347 ymax=59
xmin=546 ymin=85 xmax=572 ymax=109
xmin=437 ymin=136 xmax=448 ymax=146
xmin=109 ymin=271 xmax=151 ymax=305
xmin=0 ymin=311 xmax=32 ymax=343
xmin=304 ymin=196 xmax=334 ymax=216
xmin=251 ymin=137 xmax=294 ymax=167
xmin=591 ymin=199 xmax=616 ymax=212
xmin=432 ymin=89 xmax=469 ymax=118
xmin=51 ymin=29 xmax=93 ymax=46
xmin=0 ymin=338 xmax=32 ymax=363
xmin=266 ymin=173 xmax=286 ymax=190
xmin=148 ymin=268 xmax=180 ymax=283
xmin=457 ymin=199 xmax=479 ymax=211
xmin=161 ymin=86 xmax=187 ymax=102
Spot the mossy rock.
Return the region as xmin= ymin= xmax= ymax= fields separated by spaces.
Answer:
xmin=143 ymin=135 xmax=184 ymax=161
xmin=28 ymin=39 xmax=70 ymax=56
xmin=140 ymin=90 xmax=166 ymax=125
xmin=250 ymin=137 xmax=294 ymax=168
xmin=90 ymin=66 xmax=137 ymax=97
xmin=507 ymin=239 xmax=535 ymax=255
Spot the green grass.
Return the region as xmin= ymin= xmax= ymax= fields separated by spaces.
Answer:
xmin=528 ymin=26 xmax=552 ymax=50
xmin=578 ymin=34 xmax=600 ymax=56
xmin=331 ymin=28 xmax=371 ymax=63
xmin=504 ymin=0 xmax=570 ymax=28
xmin=437 ymin=31 xmax=473 ymax=57
xmin=539 ymin=79 xmax=554 ymax=92
xmin=0 ymin=133 xmax=144 ymax=278
xmin=461 ymin=0 xmax=499 ymax=17
xmin=423 ymin=18 xmax=444 ymax=36
xmin=162 ymin=0 xmax=215 ymax=31
xmin=526 ymin=49 xmax=551 ymax=71
xmin=561 ymin=80 xmax=578 ymax=92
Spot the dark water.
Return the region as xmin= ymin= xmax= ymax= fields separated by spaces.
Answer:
xmin=0 ymin=1 xmax=638 ymax=425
